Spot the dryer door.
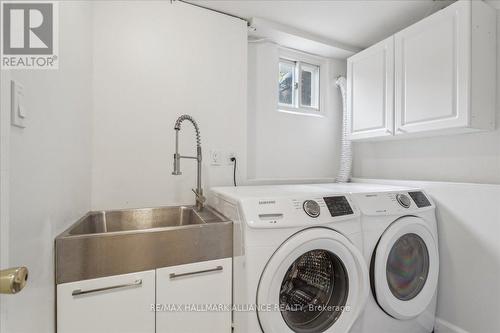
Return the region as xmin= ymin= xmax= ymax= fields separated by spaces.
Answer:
xmin=372 ymin=216 xmax=439 ymax=320
xmin=257 ymin=228 xmax=368 ymax=333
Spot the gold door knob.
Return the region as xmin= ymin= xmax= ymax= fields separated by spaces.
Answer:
xmin=0 ymin=267 xmax=28 ymax=294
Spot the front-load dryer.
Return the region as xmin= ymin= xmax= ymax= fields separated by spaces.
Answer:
xmin=350 ymin=187 xmax=439 ymax=333
xmin=209 ymin=185 xmax=370 ymax=333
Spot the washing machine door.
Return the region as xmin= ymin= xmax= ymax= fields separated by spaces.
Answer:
xmin=257 ymin=227 xmax=369 ymax=333
xmin=371 ymin=216 xmax=439 ymax=320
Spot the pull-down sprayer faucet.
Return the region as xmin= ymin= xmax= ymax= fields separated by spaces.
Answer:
xmin=172 ymin=115 xmax=205 ymax=210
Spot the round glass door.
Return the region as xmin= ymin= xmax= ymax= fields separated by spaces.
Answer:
xmin=372 ymin=217 xmax=439 ymax=320
xmin=257 ymin=228 xmax=369 ymax=333
xmin=279 ymin=249 xmax=349 ymax=333
xmin=386 ymin=233 xmax=429 ymax=301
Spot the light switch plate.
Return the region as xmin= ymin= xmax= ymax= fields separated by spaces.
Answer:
xmin=11 ymin=80 xmax=26 ymax=128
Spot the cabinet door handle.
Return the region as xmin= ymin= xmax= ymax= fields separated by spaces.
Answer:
xmin=72 ymin=279 xmax=142 ymax=296
xmin=169 ymin=266 xmax=223 ymax=279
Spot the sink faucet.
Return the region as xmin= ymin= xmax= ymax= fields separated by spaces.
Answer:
xmin=172 ymin=115 xmax=205 ymax=210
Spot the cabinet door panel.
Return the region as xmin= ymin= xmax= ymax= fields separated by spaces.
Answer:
xmin=57 ymin=270 xmax=155 ymax=333
xmin=352 ymin=53 xmax=386 ymax=130
xmin=395 ymin=0 xmax=470 ymax=133
xmin=347 ymin=36 xmax=394 ymax=140
xmin=156 ymin=258 xmax=232 ymax=333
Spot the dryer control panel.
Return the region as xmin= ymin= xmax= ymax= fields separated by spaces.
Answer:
xmin=351 ymin=190 xmax=434 ymax=216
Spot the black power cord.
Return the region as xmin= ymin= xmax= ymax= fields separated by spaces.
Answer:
xmin=230 ymin=157 xmax=237 ymax=186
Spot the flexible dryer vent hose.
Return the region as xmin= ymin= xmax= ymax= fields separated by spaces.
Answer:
xmin=335 ymin=76 xmax=352 ymax=183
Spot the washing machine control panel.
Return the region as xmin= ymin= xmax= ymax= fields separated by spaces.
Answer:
xmin=242 ymin=194 xmax=360 ymax=228
xmin=296 ymin=196 xmax=355 ymax=219
xmin=323 ymin=196 xmax=354 ymax=217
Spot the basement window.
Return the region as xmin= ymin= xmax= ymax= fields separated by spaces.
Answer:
xmin=278 ymin=58 xmax=320 ymax=114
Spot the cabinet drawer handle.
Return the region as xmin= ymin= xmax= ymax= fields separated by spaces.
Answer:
xmin=72 ymin=279 xmax=142 ymax=296
xmin=169 ymin=266 xmax=223 ymax=279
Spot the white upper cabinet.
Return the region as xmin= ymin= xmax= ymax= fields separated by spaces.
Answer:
xmin=347 ymin=36 xmax=394 ymax=140
xmin=394 ymin=0 xmax=496 ymax=136
xmin=348 ymin=0 xmax=496 ymax=141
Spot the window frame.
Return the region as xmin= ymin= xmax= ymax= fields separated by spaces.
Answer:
xmin=298 ymin=62 xmax=320 ymax=110
xmin=277 ymin=48 xmax=324 ymax=116
xmin=278 ymin=58 xmax=298 ymax=108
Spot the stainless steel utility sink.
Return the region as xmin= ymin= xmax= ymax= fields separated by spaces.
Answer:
xmin=67 ymin=206 xmax=222 ymax=235
xmin=55 ymin=206 xmax=232 ymax=284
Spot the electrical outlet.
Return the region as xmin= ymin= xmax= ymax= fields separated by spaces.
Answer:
xmin=210 ymin=150 xmax=237 ymax=166
xmin=227 ymin=152 xmax=236 ymax=165
xmin=210 ymin=149 xmax=222 ymax=166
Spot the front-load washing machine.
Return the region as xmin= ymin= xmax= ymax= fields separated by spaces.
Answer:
xmin=209 ymin=185 xmax=370 ymax=333
xmin=349 ymin=186 xmax=439 ymax=333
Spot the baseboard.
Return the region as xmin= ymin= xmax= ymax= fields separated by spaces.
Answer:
xmin=434 ymin=318 xmax=470 ymax=333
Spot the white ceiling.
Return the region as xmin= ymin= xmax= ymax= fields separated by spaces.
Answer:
xmin=194 ymin=0 xmax=459 ymax=49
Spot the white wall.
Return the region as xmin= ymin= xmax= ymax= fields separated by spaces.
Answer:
xmin=352 ymin=9 xmax=500 ymax=185
xmin=247 ymin=42 xmax=345 ymax=182
xmin=0 ymin=59 xmax=11 ymax=333
xmin=0 ymin=2 xmax=93 ymax=332
xmin=354 ymin=178 xmax=500 ymax=333
xmin=90 ymin=1 xmax=247 ymax=210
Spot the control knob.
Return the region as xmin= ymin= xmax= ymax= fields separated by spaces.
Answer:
xmin=303 ymin=200 xmax=320 ymax=218
xmin=396 ymin=194 xmax=411 ymax=208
